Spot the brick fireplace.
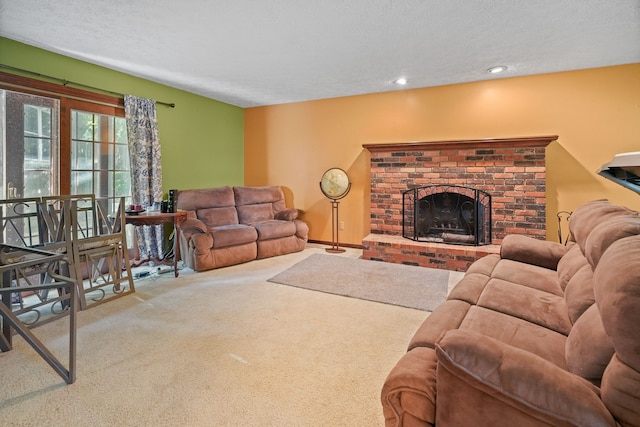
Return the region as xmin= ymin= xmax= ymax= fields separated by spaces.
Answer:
xmin=362 ymin=135 xmax=557 ymax=271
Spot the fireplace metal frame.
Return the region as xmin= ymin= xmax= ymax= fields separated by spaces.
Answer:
xmin=402 ymin=184 xmax=492 ymax=246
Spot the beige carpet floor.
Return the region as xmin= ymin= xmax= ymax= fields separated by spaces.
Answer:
xmin=0 ymin=245 xmax=460 ymax=426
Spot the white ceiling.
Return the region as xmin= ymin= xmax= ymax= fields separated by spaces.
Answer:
xmin=1 ymin=0 xmax=639 ymax=108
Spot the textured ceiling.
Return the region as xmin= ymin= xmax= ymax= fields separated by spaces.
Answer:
xmin=1 ymin=0 xmax=639 ymax=108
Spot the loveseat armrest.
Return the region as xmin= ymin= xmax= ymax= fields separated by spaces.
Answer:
xmin=180 ymin=218 xmax=208 ymax=242
xmin=435 ymin=329 xmax=615 ymax=427
xmin=274 ymin=208 xmax=299 ymax=221
xmin=500 ymin=234 xmax=569 ymax=270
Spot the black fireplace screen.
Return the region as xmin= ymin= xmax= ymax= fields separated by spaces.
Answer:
xmin=402 ymin=185 xmax=491 ymax=245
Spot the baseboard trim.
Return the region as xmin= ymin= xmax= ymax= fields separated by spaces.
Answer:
xmin=308 ymin=239 xmax=364 ymax=250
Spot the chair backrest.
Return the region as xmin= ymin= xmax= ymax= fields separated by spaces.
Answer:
xmin=39 ymin=195 xmax=133 ymax=310
xmin=0 ymin=197 xmax=45 ymax=247
xmin=40 ymin=194 xmax=100 ymax=240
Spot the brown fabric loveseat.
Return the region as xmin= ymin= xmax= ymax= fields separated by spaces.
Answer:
xmin=382 ymin=200 xmax=640 ymax=427
xmin=176 ymin=186 xmax=308 ymax=271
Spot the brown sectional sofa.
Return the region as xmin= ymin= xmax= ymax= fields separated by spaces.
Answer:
xmin=382 ymin=200 xmax=640 ymax=427
xmin=176 ymin=186 xmax=308 ymax=271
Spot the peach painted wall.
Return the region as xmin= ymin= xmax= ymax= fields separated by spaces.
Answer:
xmin=244 ymin=64 xmax=640 ymax=245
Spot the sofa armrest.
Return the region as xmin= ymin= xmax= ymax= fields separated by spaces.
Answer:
xmin=274 ymin=208 xmax=298 ymax=221
xmin=500 ymin=234 xmax=569 ymax=270
xmin=435 ymin=329 xmax=615 ymax=427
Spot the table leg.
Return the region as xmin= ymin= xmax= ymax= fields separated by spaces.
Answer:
xmin=173 ymin=219 xmax=180 ymax=277
xmin=1 ymin=271 xmax=12 ymax=351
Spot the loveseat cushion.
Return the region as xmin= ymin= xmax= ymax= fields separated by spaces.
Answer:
xmin=198 ymin=206 xmax=239 ymax=227
xmin=177 ymin=186 xmax=235 ymax=211
xmin=252 ymin=220 xmax=297 ymax=240
xmin=210 ymin=224 xmax=257 ymax=248
xmin=236 ymin=203 xmax=274 ymax=224
xmin=234 ymin=185 xmax=286 ymax=210
xmin=177 ymin=187 xmax=239 ymax=227
xmin=234 ymin=186 xmax=287 ymax=222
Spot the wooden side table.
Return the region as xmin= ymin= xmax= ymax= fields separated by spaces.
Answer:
xmin=125 ymin=210 xmax=188 ymax=277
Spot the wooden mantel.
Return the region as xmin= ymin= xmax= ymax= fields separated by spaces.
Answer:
xmin=362 ymin=135 xmax=558 ymax=152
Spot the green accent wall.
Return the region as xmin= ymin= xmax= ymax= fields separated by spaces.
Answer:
xmin=0 ymin=37 xmax=244 ymax=192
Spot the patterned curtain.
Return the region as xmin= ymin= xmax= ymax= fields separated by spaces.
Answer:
xmin=124 ymin=95 xmax=163 ymax=259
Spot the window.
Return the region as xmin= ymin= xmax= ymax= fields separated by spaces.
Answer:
xmin=70 ymin=109 xmax=131 ymax=212
xmin=0 ymin=89 xmax=59 ymax=199
xmin=0 ymin=74 xmax=131 ymax=214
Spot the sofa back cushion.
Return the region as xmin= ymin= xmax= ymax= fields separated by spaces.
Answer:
xmin=234 ymin=186 xmax=286 ymax=224
xmin=595 ymin=235 xmax=640 ymax=425
xmin=594 ymin=235 xmax=640 ymax=372
xmin=564 ymin=265 xmax=595 ymax=324
xmin=557 ymin=244 xmax=588 ymax=291
xmin=565 ymin=304 xmax=614 ymax=384
xmin=585 ymin=216 xmax=640 ymax=268
xmin=568 ymin=200 xmax=636 ymax=253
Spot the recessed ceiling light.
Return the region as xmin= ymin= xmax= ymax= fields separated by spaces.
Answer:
xmin=487 ymin=66 xmax=508 ymax=74
xmin=394 ymin=77 xmax=408 ymax=85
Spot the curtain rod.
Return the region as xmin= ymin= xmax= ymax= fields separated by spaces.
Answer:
xmin=0 ymin=64 xmax=175 ymax=108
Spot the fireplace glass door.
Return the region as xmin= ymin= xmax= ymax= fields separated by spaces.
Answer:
xmin=402 ymin=185 xmax=491 ymax=245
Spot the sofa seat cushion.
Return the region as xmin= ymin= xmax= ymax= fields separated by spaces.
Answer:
xmin=446 ymin=272 xmax=492 ymax=305
xmin=476 ymin=279 xmax=573 ymax=335
xmin=210 ymin=224 xmax=257 ymax=248
xmin=409 ymin=299 xmax=472 ymax=350
xmin=491 ymin=259 xmax=563 ymax=296
xmin=459 ymin=306 xmax=568 ymax=369
xmin=251 ymin=220 xmax=297 ymax=241
xmin=465 ymin=253 xmax=500 ymax=275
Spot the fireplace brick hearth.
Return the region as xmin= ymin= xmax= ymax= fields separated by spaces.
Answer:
xmin=362 ymin=136 xmax=557 ymax=271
